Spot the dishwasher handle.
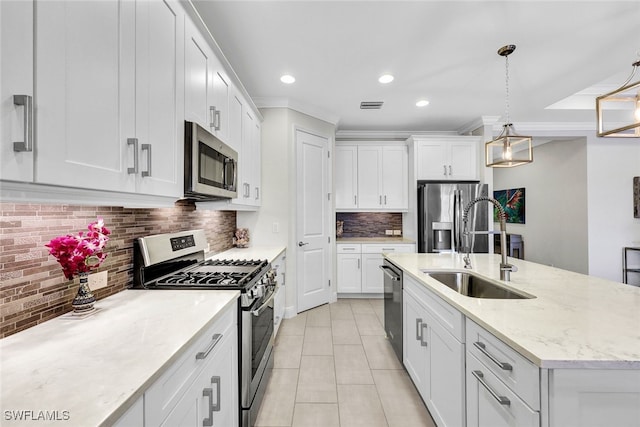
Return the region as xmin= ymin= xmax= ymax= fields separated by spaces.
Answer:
xmin=379 ymin=265 xmax=401 ymax=281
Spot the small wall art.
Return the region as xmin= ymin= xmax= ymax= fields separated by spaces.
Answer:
xmin=634 ymin=177 xmax=639 ymax=219
xmin=493 ymin=188 xmax=526 ymax=224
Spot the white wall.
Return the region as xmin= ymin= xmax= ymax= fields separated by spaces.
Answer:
xmin=494 ymin=138 xmax=589 ymax=274
xmin=237 ymin=108 xmax=336 ymax=316
xmin=586 ymin=134 xmax=640 ymax=281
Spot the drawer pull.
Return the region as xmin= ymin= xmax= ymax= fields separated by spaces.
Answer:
xmin=202 ymin=376 xmax=221 ymax=426
xmin=474 ymin=341 xmax=513 ymax=371
xmin=342 ymin=248 xmax=356 ymax=251
xmin=472 ymin=370 xmax=510 ymax=406
xmin=381 ymin=248 xmax=395 ymax=251
xmin=196 ymin=334 xmax=223 ymax=360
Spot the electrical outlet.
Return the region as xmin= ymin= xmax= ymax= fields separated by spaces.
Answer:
xmin=88 ymin=271 xmax=108 ymax=290
xmin=385 ymin=230 xmax=393 ymax=235
xmin=272 ymin=222 xmax=280 ymax=233
xmin=393 ymin=230 xmax=402 ymax=236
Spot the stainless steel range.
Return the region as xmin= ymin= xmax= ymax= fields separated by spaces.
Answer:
xmin=133 ymin=229 xmax=276 ymax=427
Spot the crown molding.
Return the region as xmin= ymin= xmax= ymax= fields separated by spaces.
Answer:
xmin=335 ymin=130 xmax=459 ymax=141
xmin=253 ymin=97 xmax=341 ymax=126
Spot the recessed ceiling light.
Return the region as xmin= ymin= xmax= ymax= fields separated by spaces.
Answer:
xmin=416 ymin=100 xmax=430 ymax=107
xmin=280 ymin=74 xmax=295 ymax=84
xmin=378 ymin=74 xmax=394 ymax=84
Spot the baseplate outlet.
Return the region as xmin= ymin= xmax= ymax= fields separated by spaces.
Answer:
xmin=88 ymin=271 xmax=108 ymax=290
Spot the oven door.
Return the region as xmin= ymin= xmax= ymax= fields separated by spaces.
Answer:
xmin=241 ymin=287 xmax=275 ymax=426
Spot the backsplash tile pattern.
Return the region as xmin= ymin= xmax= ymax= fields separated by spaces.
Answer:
xmin=336 ymin=212 xmax=403 ymax=237
xmin=0 ymin=202 xmax=235 ymax=338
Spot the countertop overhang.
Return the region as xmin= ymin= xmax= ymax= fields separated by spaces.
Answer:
xmin=386 ymin=252 xmax=640 ymax=369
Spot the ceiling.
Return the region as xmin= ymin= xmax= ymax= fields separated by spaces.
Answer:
xmin=192 ymin=1 xmax=640 ymax=134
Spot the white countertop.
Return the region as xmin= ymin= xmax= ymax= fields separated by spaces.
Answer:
xmin=337 ymin=237 xmax=415 ymax=244
xmin=386 ymin=252 xmax=640 ymax=369
xmin=208 ymin=246 xmax=286 ymax=263
xmin=0 ymin=289 xmax=239 ymax=427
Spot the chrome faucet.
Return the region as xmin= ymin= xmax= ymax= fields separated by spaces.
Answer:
xmin=462 ymin=196 xmax=518 ymax=281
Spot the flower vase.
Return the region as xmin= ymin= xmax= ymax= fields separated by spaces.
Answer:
xmin=72 ymin=272 xmax=96 ymax=314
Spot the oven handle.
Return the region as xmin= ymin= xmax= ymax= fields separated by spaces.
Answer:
xmin=250 ymin=287 xmax=277 ymax=317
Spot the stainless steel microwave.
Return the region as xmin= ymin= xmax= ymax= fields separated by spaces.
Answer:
xmin=184 ymin=121 xmax=238 ymax=200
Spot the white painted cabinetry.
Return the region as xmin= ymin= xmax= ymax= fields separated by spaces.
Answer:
xmin=144 ymin=302 xmax=238 ymax=427
xmin=184 ymin=14 xmax=231 ymax=144
xmin=413 ymin=136 xmax=480 ymax=181
xmin=403 ymin=275 xmax=465 ymax=427
xmin=2 ymin=0 xmax=184 ymax=198
xmin=273 ymin=251 xmax=286 ymax=336
xmin=335 ymin=143 xmax=409 ymax=211
xmin=337 ymin=243 xmax=414 ymax=294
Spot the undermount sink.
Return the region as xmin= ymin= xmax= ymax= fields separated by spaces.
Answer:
xmin=421 ymin=270 xmax=534 ymax=300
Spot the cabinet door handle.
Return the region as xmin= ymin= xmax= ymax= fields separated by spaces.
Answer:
xmin=202 ymin=376 xmax=221 ymax=427
xmin=415 ymin=318 xmax=426 ymax=345
xmin=421 ymin=323 xmax=428 ymax=347
xmin=354 ymin=195 xmax=357 ymax=205
xmin=379 ymin=195 xmax=383 ymax=205
xmin=448 ymin=165 xmax=452 ymax=176
xmin=127 ymin=138 xmax=138 ymax=174
xmin=209 ymin=106 xmax=217 ymax=129
xmin=472 ymin=370 xmax=510 ymax=406
xmin=473 ymin=341 xmax=513 ymax=371
xmin=13 ymin=95 xmax=33 ymax=152
xmin=443 ymin=165 xmax=447 ymax=176
xmin=255 ymin=186 xmax=259 ymax=200
xmin=214 ymin=109 xmax=221 ymax=131
xmin=141 ymin=143 xmax=151 ymax=177
xmin=384 ymin=195 xmax=387 ymax=205
xmin=357 ymin=259 xmax=360 ymax=269
xmin=196 ymin=334 xmax=223 ymax=360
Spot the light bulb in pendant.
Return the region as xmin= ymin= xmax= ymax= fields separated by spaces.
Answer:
xmin=503 ymin=143 xmax=513 ymax=161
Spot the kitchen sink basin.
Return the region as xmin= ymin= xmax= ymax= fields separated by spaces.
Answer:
xmin=421 ymin=270 xmax=534 ymax=299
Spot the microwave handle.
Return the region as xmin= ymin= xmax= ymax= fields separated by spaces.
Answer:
xmin=225 ymin=158 xmax=237 ymax=191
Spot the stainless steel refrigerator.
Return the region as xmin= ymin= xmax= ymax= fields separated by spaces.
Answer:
xmin=418 ymin=182 xmax=489 ymax=253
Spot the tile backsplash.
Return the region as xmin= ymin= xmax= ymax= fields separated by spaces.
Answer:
xmin=0 ymin=202 xmax=236 ymax=338
xmin=336 ymin=212 xmax=403 ymax=238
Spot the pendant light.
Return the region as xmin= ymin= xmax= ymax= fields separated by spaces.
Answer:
xmin=596 ymin=59 xmax=640 ymax=137
xmin=485 ymin=45 xmax=533 ymax=168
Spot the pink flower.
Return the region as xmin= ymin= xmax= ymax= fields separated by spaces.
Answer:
xmin=45 ymin=218 xmax=111 ymax=280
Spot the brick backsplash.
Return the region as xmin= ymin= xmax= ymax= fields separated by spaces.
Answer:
xmin=336 ymin=212 xmax=403 ymax=238
xmin=0 ymin=201 xmax=236 ymax=338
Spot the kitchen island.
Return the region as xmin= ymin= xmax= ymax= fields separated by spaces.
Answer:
xmin=386 ymin=252 xmax=640 ymax=427
xmin=0 ymin=289 xmax=239 ymax=427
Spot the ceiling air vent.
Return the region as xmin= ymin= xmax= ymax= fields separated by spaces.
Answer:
xmin=360 ymin=101 xmax=384 ymax=110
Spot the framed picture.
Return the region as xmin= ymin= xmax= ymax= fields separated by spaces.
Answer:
xmin=493 ymin=188 xmax=526 ymax=224
xmin=634 ymin=177 xmax=639 ymax=219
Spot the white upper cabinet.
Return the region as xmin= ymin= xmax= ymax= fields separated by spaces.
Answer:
xmin=35 ymin=0 xmax=137 ymax=192
xmin=335 ymin=143 xmax=409 ymax=211
xmin=335 ymin=145 xmax=358 ymax=209
xmin=414 ymin=137 xmax=480 ymax=181
xmin=184 ymin=15 xmax=231 ymax=145
xmin=1 ymin=0 xmax=34 ymax=182
xmin=2 ymin=0 xmax=184 ymax=198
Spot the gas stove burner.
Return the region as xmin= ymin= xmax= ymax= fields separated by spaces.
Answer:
xmin=202 ymin=259 xmax=267 ymax=267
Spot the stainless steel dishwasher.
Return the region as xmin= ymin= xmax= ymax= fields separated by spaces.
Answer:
xmin=380 ymin=259 xmax=403 ymax=363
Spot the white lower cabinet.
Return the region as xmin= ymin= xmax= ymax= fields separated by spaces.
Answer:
xmin=403 ymin=275 xmax=464 ymax=427
xmin=273 ymin=251 xmax=286 ymax=337
xmin=143 ymin=301 xmax=238 ymax=427
xmin=161 ymin=330 xmax=237 ymax=427
xmin=337 ymin=243 xmax=415 ymax=294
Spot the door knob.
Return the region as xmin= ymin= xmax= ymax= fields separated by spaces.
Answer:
xmin=298 ymin=241 xmax=308 ymax=247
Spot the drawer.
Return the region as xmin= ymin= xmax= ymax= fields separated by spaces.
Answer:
xmin=404 ymin=275 xmax=464 ymax=341
xmin=361 ymin=243 xmax=415 ymax=254
xmin=145 ymin=301 xmax=237 ymax=426
xmin=337 ymin=244 xmax=361 ymax=253
xmin=467 ymin=351 xmax=540 ymax=427
xmin=466 ymin=318 xmax=540 ymax=410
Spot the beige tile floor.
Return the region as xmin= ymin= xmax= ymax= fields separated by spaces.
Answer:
xmin=255 ymin=299 xmax=437 ymax=427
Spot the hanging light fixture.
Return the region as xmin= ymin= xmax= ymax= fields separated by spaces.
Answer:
xmin=596 ymin=59 xmax=640 ymax=137
xmin=485 ymin=44 xmax=533 ymax=168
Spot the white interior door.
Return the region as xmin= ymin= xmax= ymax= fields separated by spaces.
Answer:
xmin=296 ymin=129 xmax=330 ymax=312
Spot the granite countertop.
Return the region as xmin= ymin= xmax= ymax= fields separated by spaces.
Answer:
xmin=336 ymin=237 xmax=415 ymax=244
xmin=386 ymin=252 xmax=640 ymax=369
xmin=208 ymin=246 xmax=286 ymax=263
xmin=0 ymin=289 xmax=240 ymax=426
